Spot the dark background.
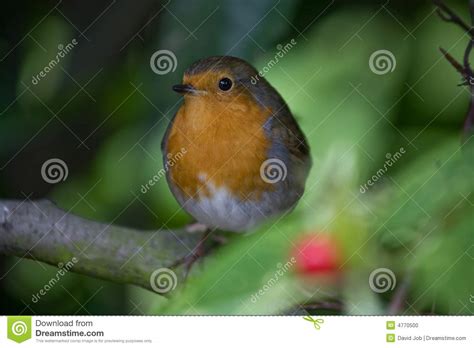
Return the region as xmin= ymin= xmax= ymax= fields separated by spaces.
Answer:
xmin=1 ymin=0 xmax=472 ymax=315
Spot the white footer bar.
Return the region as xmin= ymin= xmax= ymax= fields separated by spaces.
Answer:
xmin=1 ymin=316 xmax=472 ymax=347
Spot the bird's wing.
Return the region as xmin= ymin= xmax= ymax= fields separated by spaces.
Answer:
xmin=268 ymin=109 xmax=311 ymax=166
xmin=262 ymin=105 xmax=313 ymax=195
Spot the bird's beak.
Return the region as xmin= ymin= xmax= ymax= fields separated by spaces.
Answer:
xmin=172 ymin=84 xmax=197 ymax=95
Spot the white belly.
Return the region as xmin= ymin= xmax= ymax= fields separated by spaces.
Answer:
xmin=181 ymin=184 xmax=264 ymax=232
xmin=170 ymin=173 xmax=300 ymax=232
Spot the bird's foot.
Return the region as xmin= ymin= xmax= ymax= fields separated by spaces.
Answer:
xmin=169 ymin=228 xmax=213 ymax=279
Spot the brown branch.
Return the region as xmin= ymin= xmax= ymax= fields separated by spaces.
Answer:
xmin=439 ymin=47 xmax=465 ymax=76
xmin=0 ymin=199 xmax=202 ymax=295
xmin=434 ymin=0 xmax=474 ymax=140
xmin=435 ymin=0 xmax=474 ymax=79
xmin=434 ymin=0 xmax=472 ymax=35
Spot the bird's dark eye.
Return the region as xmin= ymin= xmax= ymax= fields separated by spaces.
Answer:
xmin=218 ymin=77 xmax=233 ymax=91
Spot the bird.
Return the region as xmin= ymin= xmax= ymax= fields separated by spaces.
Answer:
xmin=162 ymin=56 xmax=311 ymax=234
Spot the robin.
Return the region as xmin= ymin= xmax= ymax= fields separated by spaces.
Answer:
xmin=162 ymin=56 xmax=311 ymax=234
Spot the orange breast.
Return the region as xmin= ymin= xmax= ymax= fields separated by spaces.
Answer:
xmin=166 ymin=94 xmax=274 ymax=200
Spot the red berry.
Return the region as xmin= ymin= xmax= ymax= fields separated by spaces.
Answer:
xmin=292 ymin=234 xmax=341 ymax=275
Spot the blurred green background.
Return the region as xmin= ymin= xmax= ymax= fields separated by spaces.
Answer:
xmin=0 ymin=0 xmax=473 ymax=315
